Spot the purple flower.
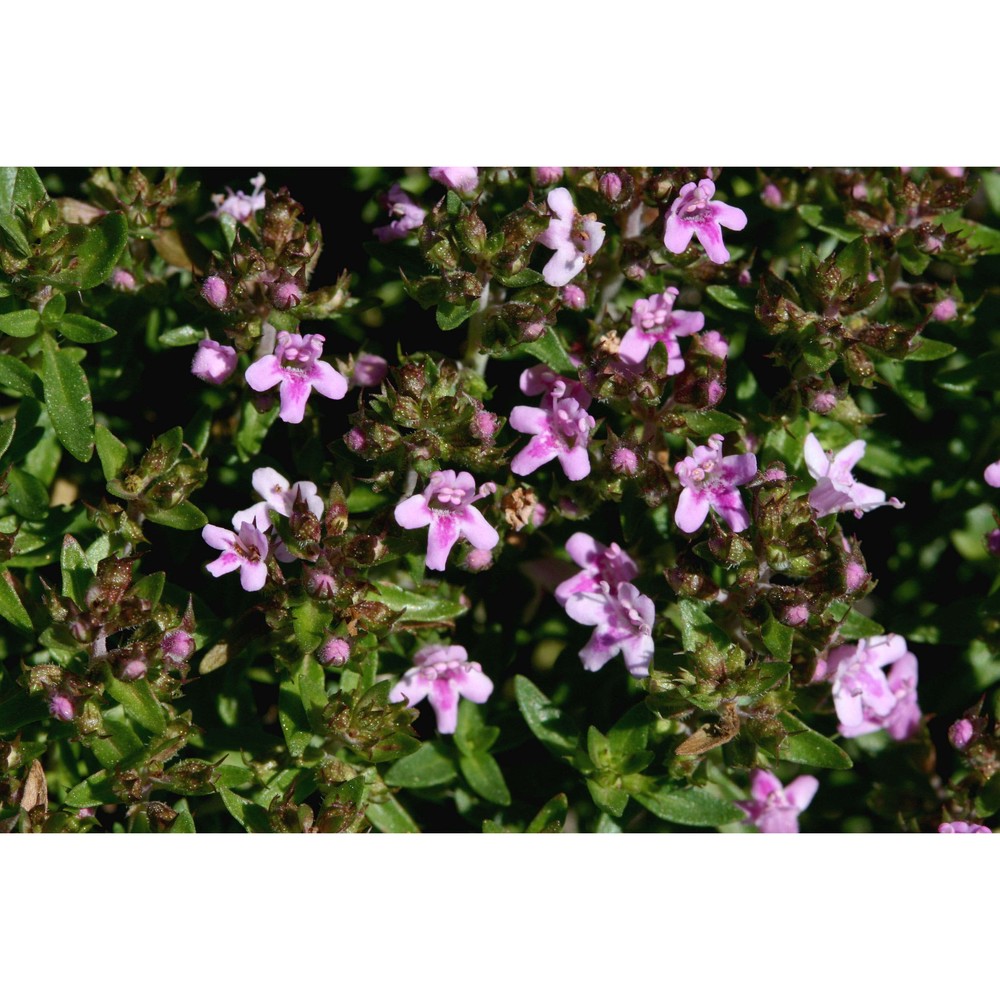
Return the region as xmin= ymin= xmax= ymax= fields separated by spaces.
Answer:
xmin=564 ymin=581 xmax=655 ymax=676
xmin=804 ymin=434 xmax=904 ymax=518
xmin=554 ymin=532 xmax=638 ymax=607
xmin=428 ymin=167 xmax=478 ymax=193
xmin=938 ymin=822 xmax=991 ymax=833
xmin=827 ymin=635 xmax=921 ymax=740
xmin=202 ymin=519 xmax=270 ymax=592
xmin=350 ymin=352 xmax=389 ymax=388
xmin=510 ymin=379 xmax=596 ymax=481
xmin=519 ymin=364 xmax=591 ymax=407
xmin=161 ymin=629 xmax=195 ymax=664
xmin=610 ymin=446 xmax=640 ymax=476
xmin=949 ymin=719 xmax=975 ymax=750
xmin=562 ymin=284 xmax=586 ymax=310
xmin=49 ymin=692 xmax=76 ymax=722
xmin=318 ymin=637 xmax=351 ymax=666
xmin=374 ymin=183 xmax=427 ymax=242
xmin=538 ymin=187 xmax=606 ymax=288
xmin=235 ymin=467 xmax=324 ymax=527
xmin=674 ymin=434 xmax=757 ymax=533
xmin=245 ymin=331 xmax=348 ymax=424
xmin=272 ymin=281 xmax=302 ymax=310
xmin=211 ymin=172 xmax=266 ymax=222
xmin=738 ymin=769 xmax=819 ymax=834
xmin=617 ymin=289 xmax=705 ymax=370
xmin=931 ymin=297 xmax=958 ymax=322
xmin=201 ymin=275 xmax=229 ymax=309
xmin=191 ymin=338 xmax=238 ymax=384
xmin=394 ymin=470 xmax=499 ymax=572
xmin=664 ymin=179 xmax=747 ymax=265
xmin=984 ymin=460 xmax=1000 ymax=488
xmin=702 ymin=330 xmax=729 ymax=359
xmin=389 ymin=643 xmax=494 ymax=733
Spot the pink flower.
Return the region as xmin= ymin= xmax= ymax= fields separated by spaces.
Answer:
xmin=564 ymin=581 xmax=655 ymax=676
xmin=510 ymin=379 xmax=596 ymax=481
xmin=538 ymin=187 xmax=606 ymax=288
xmin=318 ymin=637 xmax=351 ymax=666
xmin=111 ymin=268 xmax=136 ymax=291
xmin=272 ymin=281 xmax=302 ymax=310
xmin=201 ymin=275 xmax=228 ymax=309
xmin=374 ymin=184 xmax=426 ymax=242
xmin=949 ymin=719 xmax=975 ymax=750
xmin=350 ymin=352 xmax=389 ymax=388
xmin=554 ymin=533 xmax=638 ymax=607
xmin=211 ymin=172 xmax=266 ymax=222
xmin=562 ymin=284 xmax=586 ymax=310
xmin=761 ymin=183 xmax=784 ymax=209
xmin=202 ymin=519 xmax=270 ymax=592
xmin=245 ymin=331 xmax=348 ymax=424
xmin=804 ymin=434 xmax=904 ymax=518
xmin=191 ymin=338 xmax=238 ymax=384
xmin=610 ymin=446 xmax=640 ymax=476
xmin=233 ymin=466 xmax=324 ymax=531
xmin=617 ymin=289 xmax=705 ymax=371
xmin=674 ymin=434 xmax=757 ymax=533
xmin=931 ymin=297 xmax=957 ymax=323
xmin=702 ymin=330 xmax=729 ymax=358
xmin=161 ymin=629 xmax=195 ymax=664
xmin=938 ymin=822 xmax=991 ymax=833
xmin=49 ymin=692 xmax=76 ymax=722
xmin=390 ymin=643 xmax=493 ymax=733
xmin=826 ymin=635 xmax=921 ymax=740
xmin=738 ymin=770 xmax=819 ymax=834
xmin=664 ymin=179 xmax=747 ymax=265
xmin=599 ymin=172 xmax=622 ymax=201
xmin=121 ymin=659 xmax=147 ymax=680
xmin=519 ymin=364 xmax=591 ymax=407
xmin=428 ymin=167 xmax=478 ymax=193
xmin=394 ymin=470 xmax=499 ymax=571
xmin=984 ymin=460 xmax=1000 ymax=488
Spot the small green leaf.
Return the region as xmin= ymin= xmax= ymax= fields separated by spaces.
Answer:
xmin=42 ymin=295 xmax=66 ymax=323
xmin=632 ymin=784 xmax=745 ymax=827
xmin=372 ymin=580 xmax=466 ymax=624
xmin=0 ymin=310 xmax=41 ymax=338
xmin=235 ymin=397 xmax=279 ymax=461
xmin=278 ymin=678 xmax=312 ymax=758
xmin=435 ymin=299 xmax=480 ymax=331
xmin=0 ymin=569 xmax=33 ymax=633
xmin=60 ymin=535 xmax=90 ymax=605
xmin=454 ymin=700 xmax=500 ymax=756
xmin=41 ymin=333 xmax=94 ymax=462
xmin=145 ymin=501 xmax=208 ymax=531
xmin=778 ymin=712 xmax=852 ymax=769
xmin=706 ymin=284 xmax=754 ymax=313
xmin=158 ymin=324 xmax=207 ymax=348
xmin=494 ymin=267 xmax=544 ymax=288
xmin=56 ymin=314 xmax=117 ymax=344
xmin=0 ymin=167 xmax=46 ymax=211
xmin=384 ymin=741 xmax=457 ymax=788
xmin=526 ymin=793 xmax=568 ymax=833
xmin=761 ymin=613 xmax=794 ymax=661
xmin=0 ymin=418 xmax=14 ymax=460
xmin=367 ymin=793 xmax=420 ymax=833
xmin=836 ymin=608 xmax=884 ymax=641
xmin=519 ymin=329 xmax=575 ymax=375
xmin=49 ymin=213 xmax=128 ymax=292
xmin=104 ymin=668 xmax=166 ymax=735
xmin=6 ymin=467 xmax=50 ymax=520
xmin=94 ymin=424 xmax=129 ymax=481
xmin=906 ymin=337 xmax=957 ymax=362
xmin=607 ymin=703 xmax=651 ymax=765
xmin=587 ymin=778 xmax=629 ymax=818
xmin=0 ymin=208 xmax=30 ymax=256
xmin=684 ymin=410 xmax=742 ymax=436
xmin=459 ymin=751 xmax=511 ymax=805
xmin=218 ymin=786 xmax=271 ymax=832
xmin=513 ymin=675 xmax=583 ymax=764
xmin=291 ymin=599 xmax=331 ymax=654
xmin=0 ymin=356 xmax=42 ymax=398
xmin=65 ymin=772 xmax=118 ymax=808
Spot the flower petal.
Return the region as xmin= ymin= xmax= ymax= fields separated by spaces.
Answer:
xmin=510 ymin=435 xmax=558 ymax=476
xmin=803 ymin=434 xmax=830 ymax=480
xmin=664 ymin=216 xmax=695 ymax=255
xmin=558 ymin=445 xmax=591 ymax=481
xmin=202 ymin=524 xmax=237 ymax=551
xmin=309 ymin=359 xmax=349 ymax=401
xmin=456 ymin=506 xmax=499 ymax=551
xmin=454 ymin=666 xmax=494 ymax=704
xmin=245 ymin=355 xmax=284 ymax=392
xmin=674 ymin=488 xmax=711 ymax=533
xmin=509 ymin=405 xmax=550 ymax=436
xmin=278 ymin=376 xmax=312 ymax=424
xmin=205 ymin=551 xmax=241 ymax=577
xmin=783 ymin=775 xmax=819 ymax=812
xmin=428 ymin=679 xmax=460 ymax=733
xmin=425 ymin=514 xmax=460 ymax=571
xmin=390 ymin=669 xmax=431 ymax=708
xmin=239 ymin=560 xmax=268 ymax=592
xmin=394 ymin=495 xmax=433 ymax=530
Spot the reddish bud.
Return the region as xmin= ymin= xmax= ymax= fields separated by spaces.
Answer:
xmin=202 ymin=275 xmax=228 ymax=309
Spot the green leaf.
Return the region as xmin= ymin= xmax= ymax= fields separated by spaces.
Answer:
xmin=495 ymin=267 xmax=544 ymax=288
xmin=684 ymin=410 xmax=742 ymax=436
xmin=519 ymin=329 xmax=575 ymax=374
xmin=6 ymin=467 xmax=49 ymax=520
xmin=459 ymin=751 xmax=511 ymax=805
xmin=587 ymin=778 xmax=629 ymax=818
xmin=49 ymin=213 xmax=128 ymax=291
xmin=677 ymin=598 xmax=732 ymax=656
xmin=170 ymin=809 xmax=196 ymax=833
xmin=0 ymin=356 xmax=42 ymax=398
xmin=632 ymin=784 xmax=745 ymax=827
xmin=40 ymin=333 xmax=94 ymax=462
xmin=94 ymin=424 xmax=129 ymax=481
xmin=906 ymin=337 xmax=957 ymax=362
xmin=104 ymin=668 xmax=166 ymax=735
xmin=836 ymin=608 xmax=884 ymax=641
xmin=42 ymin=295 xmax=66 ymax=323
xmin=145 ymin=501 xmax=208 ymax=531
xmin=706 ymin=284 xmax=754 ymax=313
xmin=0 ymin=310 xmax=41 ymax=338
xmin=0 ymin=418 xmax=13 ymax=460
xmin=513 ymin=675 xmax=583 ymax=764
xmin=761 ymin=614 xmax=794 ymax=661
xmin=384 ymin=741 xmax=457 ymax=788
xmin=607 ymin=703 xmax=651 ymax=766
xmin=740 ymin=660 xmax=792 ymax=699
xmin=278 ymin=677 xmax=312 ymax=758
xmin=940 ymin=212 xmax=1000 ymax=255
xmin=218 ymin=786 xmax=271 ymax=833
xmin=778 ymin=712 xmax=852 ymax=769
xmin=526 ymin=793 xmax=568 ymax=833
xmin=372 ymin=580 xmax=466 ymax=624
xmin=60 ymin=535 xmax=90 ymax=605
xmin=235 ymin=397 xmax=279 ymax=461
xmin=435 ymin=299 xmax=480 ymax=331
xmin=291 ymin=599 xmax=331 ymax=654
xmin=0 ymin=569 xmax=33 ymax=633
xmin=454 ymin=699 xmax=500 ymax=756
xmin=158 ymin=324 xmax=206 ymax=348
xmin=367 ymin=793 xmax=420 ymax=833
xmin=0 ymin=167 xmax=46 ymax=211
xmin=0 ymin=207 xmax=30 ymax=256
xmin=56 ymin=314 xmax=117 ymax=344
xmin=65 ymin=772 xmax=118 ymax=808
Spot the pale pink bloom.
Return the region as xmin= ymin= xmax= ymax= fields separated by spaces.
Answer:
xmin=599 ymin=172 xmax=622 ymax=201
xmin=121 ymin=658 xmax=147 ymax=680
xmin=464 ymin=547 xmax=494 ymax=571
xmin=191 ymin=338 xmax=238 ymax=384
xmin=350 ymin=352 xmax=389 ymax=388
xmin=245 ymin=331 xmax=348 ymax=424
xmin=212 ymin=172 xmax=266 ymax=222
xmin=510 ymin=382 xmax=596 ymax=481
xmin=538 ymin=187 xmax=606 ymax=287
xmin=761 ymin=183 xmax=784 ymax=209
xmin=701 ymin=330 xmax=729 ymax=358
xmin=519 ymin=364 xmax=591 ymax=407
xmin=428 ymin=167 xmax=478 ymax=193
xmin=390 ymin=643 xmax=493 ymax=733
xmin=664 ymin=179 xmax=747 ymax=265
xmin=564 ymin=581 xmax=655 ymax=676
xmin=931 ymin=297 xmax=957 ymax=322
xmin=738 ymin=770 xmax=819 ymax=834
xmin=804 ymin=434 xmax=904 ymax=518
xmin=942 ymin=167 xmax=965 ymax=178
xmin=618 ymin=289 xmax=705 ymax=371
xmin=554 ymin=533 xmax=638 ymax=607
xmin=394 ymin=470 xmax=499 ymax=572
xmin=939 ymin=822 xmax=991 ymax=833
xmin=984 ymin=460 xmax=1000 ymax=488
xmin=202 ymin=519 xmax=270 ymax=592
xmin=374 ymin=183 xmax=426 ymax=242
xmin=233 ymin=467 xmax=324 ymax=531
xmin=674 ymin=434 xmax=757 ymax=533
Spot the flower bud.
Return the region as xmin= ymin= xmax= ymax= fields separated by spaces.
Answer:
xmin=599 ymin=172 xmax=623 ymax=201
xmin=345 ymin=427 xmax=367 ymax=453
xmin=273 ymin=281 xmax=302 ymax=310
xmin=610 ymin=446 xmax=639 ymax=476
xmin=121 ymin=658 xmax=148 ymax=680
xmin=737 ymin=268 xmax=752 ymax=287
xmin=192 ymin=338 xmax=238 ymax=384
xmin=317 ymin=636 xmax=351 ymax=666
xmin=470 ymin=409 xmax=500 ymax=442
xmin=352 ymin=353 xmax=389 ymax=388
xmin=706 ymin=379 xmax=725 ymax=406
xmin=761 ymin=183 xmax=783 ymax=208
xmin=987 ymin=529 xmax=1000 ymax=558
xmin=534 ymin=167 xmax=563 ymax=186
xmin=702 ymin=331 xmax=730 ymax=359
xmin=949 ymin=718 xmax=975 ymax=750
xmin=304 ymin=562 xmax=338 ymax=600
xmin=49 ymin=692 xmax=75 ymax=722
xmin=561 ymin=284 xmax=586 ymax=310
xmin=111 ymin=268 xmax=136 ymax=291
xmin=845 ymin=560 xmax=868 ymax=591
xmin=201 ymin=275 xmax=228 ymax=309
xmin=161 ymin=629 xmax=195 ymax=664
xmin=464 ymin=547 xmax=494 ymax=572
xmin=932 ymin=298 xmax=957 ymax=323
xmin=782 ymin=604 xmax=809 ymax=627
xmin=810 ymin=390 xmax=838 ymax=414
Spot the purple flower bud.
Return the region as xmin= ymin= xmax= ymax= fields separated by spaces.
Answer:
xmin=761 ymin=183 xmax=783 ymax=208
xmin=985 ymin=461 xmax=1000 ymax=488
xmin=852 ymin=183 xmax=868 ymax=201
xmin=810 ymin=390 xmax=838 ymax=415
xmin=932 ymin=298 xmax=957 ymax=323
xmin=922 ymin=233 xmax=944 ymax=253
xmin=121 ymin=658 xmax=148 ymax=681
xmin=702 ymin=330 xmax=730 ymax=358
xmin=273 ymin=281 xmax=302 ymax=310
xmin=345 ymin=427 xmax=366 ymax=453
xmin=535 ymin=167 xmax=564 ymax=186
xmin=737 ymin=268 xmax=752 ymax=287
xmin=304 ymin=564 xmax=339 ymax=600
xmin=782 ymin=604 xmax=809 ymax=627
xmin=161 ymin=629 xmax=195 ymax=664
xmin=949 ymin=718 xmax=975 ymax=750
xmin=192 ymin=338 xmax=238 ymax=384
xmin=610 ymin=446 xmax=640 ymax=477
xmin=561 ymin=284 xmax=586 ymax=310
xmin=599 ymin=172 xmax=623 ymax=201
xmin=987 ymin=529 xmax=1000 ymax=557
xmin=351 ymin=353 xmax=389 ymax=388
xmin=471 ymin=409 xmax=500 ymax=442
xmin=845 ymin=560 xmax=868 ymax=591
xmin=49 ymin=693 xmax=75 ymax=722
xmin=111 ymin=268 xmax=136 ymax=291
xmin=706 ymin=379 xmax=725 ymax=406
xmin=464 ymin=547 xmax=495 ymax=571
xmin=202 ymin=275 xmax=229 ymax=309
xmin=77 ymin=808 xmax=96 ymax=819
xmin=318 ymin=637 xmax=351 ymax=666
xmin=763 ymin=466 xmax=787 ymax=482
xmin=624 ymin=262 xmax=647 ymax=281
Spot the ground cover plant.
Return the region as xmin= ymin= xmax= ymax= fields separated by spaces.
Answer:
xmin=2 ymin=165 xmax=999 ymax=833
